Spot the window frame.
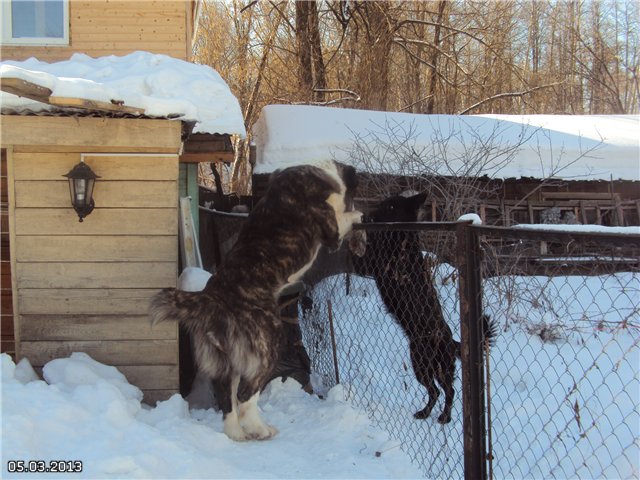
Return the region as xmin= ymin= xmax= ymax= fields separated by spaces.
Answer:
xmin=1 ymin=0 xmax=70 ymax=46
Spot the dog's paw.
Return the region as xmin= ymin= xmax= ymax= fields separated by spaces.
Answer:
xmin=224 ymin=423 xmax=249 ymax=442
xmin=437 ymin=413 xmax=452 ymax=424
xmin=413 ymin=407 xmax=432 ymax=420
xmin=244 ymin=422 xmax=278 ymax=441
xmin=347 ymin=229 xmax=367 ymax=258
xmin=224 ymin=416 xmax=249 ymax=442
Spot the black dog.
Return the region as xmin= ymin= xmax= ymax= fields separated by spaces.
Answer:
xmin=150 ymin=162 xmax=361 ymax=441
xmin=353 ymin=192 xmax=495 ymax=424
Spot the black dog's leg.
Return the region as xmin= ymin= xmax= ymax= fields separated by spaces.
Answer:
xmin=414 ymin=378 xmax=439 ymax=419
xmin=213 ymin=375 xmax=246 ymax=441
xmin=436 ymin=364 xmax=455 ymax=424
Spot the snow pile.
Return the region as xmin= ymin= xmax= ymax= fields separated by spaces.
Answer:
xmin=0 ymin=51 xmax=246 ymax=136
xmin=252 ymin=105 xmax=639 ymax=181
xmin=178 ymin=266 xmax=212 ymax=291
xmin=1 ymin=352 xmax=421 ymax=479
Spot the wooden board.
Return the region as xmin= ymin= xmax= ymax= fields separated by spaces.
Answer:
xmin=15 ymin=208 xmax=177 ymax=235
xmin=15 ymin=180 xmax=178 ymax=208
xmin=48 ymin=96 xmax=146 ymax=115
xmin=16 ymin=262 xmax=176 ymax=289
xmin=142 ymin=389 xmax=180 ymax=406
xmin=12 ymin=153 xmax=179 ymax=181
xmin=15 ymin=235 xmax=177 ymax=262
xmin=2 ymin=116 xmax=182 ymax=152
xmin=0 ymin=77 xmax=51 ymax=103
xmin=18 ymin=289 xmax=162 ymax=315
xmin=180 ymin=152 xmax=235 ymax=163
xmin=20 ymin=314 xmax=176 ymax=341
xmin=118 ymin=365 xmax=180 ymax=390
xmin=20 ymin=339 xmax=178 ymax=367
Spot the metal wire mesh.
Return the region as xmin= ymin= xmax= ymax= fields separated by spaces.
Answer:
xmin=200 ymin=208 xmax=639 ymax=479
xmin=302 ymin=224 xmax=639 ymax=479
xmin=302 ymin=228 xmax=468 ymax=479
xmin=479 ymin=228 xmax=640 ymax=480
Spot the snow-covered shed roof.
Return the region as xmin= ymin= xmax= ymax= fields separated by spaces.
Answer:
xmin=0 ymin=51 xmax=246 ymax=137
xmin=252 ymin=105 xmax=639 ymax=181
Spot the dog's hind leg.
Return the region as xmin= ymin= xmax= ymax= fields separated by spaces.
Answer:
xmin=436 ymin=368 xmax=455 ymax=424
xmin=414 ymin=378 xmax=439 ymax=420
xmin=238 ymin=392 xmax=278 ymax=440
xmin=237 ymin=378 xmax=278 ymax=440
xmin=214 ymin=375 xmax=247 ymax=441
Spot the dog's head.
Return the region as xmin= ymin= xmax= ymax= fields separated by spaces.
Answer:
xmin=271 ymin=161 xmax=357 ymax=210
xmin=367 ymin=192 xmax=427 ymax=223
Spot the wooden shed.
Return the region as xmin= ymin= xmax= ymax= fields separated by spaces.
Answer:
xmin=2 ymin=116 xmax=182 ymax=404
xmin=1 ymin=0 xmax=245 ymax=403
xmin=251 ymin=105 xmax=640 ymax=226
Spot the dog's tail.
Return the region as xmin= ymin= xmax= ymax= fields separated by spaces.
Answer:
xmin=454 ymin=314 xmax=498 ymax=360
xmin=149 ymin=288 xmax=213 ymax=333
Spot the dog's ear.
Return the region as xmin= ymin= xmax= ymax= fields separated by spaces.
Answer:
xmin=341 ymin=164 xmax=358 ymax=192
xmin=409 ymin=192 xmax=428 ymax=211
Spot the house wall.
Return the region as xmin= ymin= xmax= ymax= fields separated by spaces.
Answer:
xmin=2 ymin=115 xmax=182 ymax=404
xmin=2 ymin=0 xmax=195 ymax=62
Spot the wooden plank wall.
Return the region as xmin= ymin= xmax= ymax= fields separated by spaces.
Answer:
xmin=1 ymin=0 xmax=192 ymax=62
xmin=1 ymin=149 xmax=15 ymax=358
xmin=10 ymin=149 xmax=180 ymax=404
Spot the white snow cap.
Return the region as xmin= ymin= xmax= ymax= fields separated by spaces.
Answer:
xmin=252 ymin=105 xmax=639 ymax=180
xmin=458 ymin=213 xmax=482 ymax=225
xmin=0 ymin=51 xmax=246 ymax=137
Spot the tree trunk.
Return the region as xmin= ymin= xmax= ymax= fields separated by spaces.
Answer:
xmin=425 ymin=0 xmax=447 ymax=114
xmin=296 ymin=1 xmax=314 ymax=100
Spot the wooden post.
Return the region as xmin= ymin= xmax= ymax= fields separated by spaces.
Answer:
xmin=456 ymin=222 xmax=488 ymax=480
xmin=327 ymin=299 xmax=340 ymax=386
xmin=614 ymin=194 xmax=625 ymax=226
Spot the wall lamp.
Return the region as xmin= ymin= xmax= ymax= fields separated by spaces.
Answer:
xmin=63 ymin=161 xmax=99 ymax=222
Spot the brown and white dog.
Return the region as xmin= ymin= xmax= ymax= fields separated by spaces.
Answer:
xmin=149 ymin=161 xmax=361 ymax=441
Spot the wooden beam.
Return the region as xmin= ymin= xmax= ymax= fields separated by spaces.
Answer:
xmin=0 ymin=77 xmax=52 ymax=103
xmin=180 ymin=152 xmax=234 ymax=163
xmin=48 ymin=96 xmax=146 ymax=115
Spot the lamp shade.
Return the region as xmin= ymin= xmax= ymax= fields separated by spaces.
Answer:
xmin=63 ymin=162 xmax=100 ymax=222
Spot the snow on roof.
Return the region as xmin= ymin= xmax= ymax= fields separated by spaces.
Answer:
xmin=0 ymin=51 xmax=246 ymax=137
xmin=252 ymin=105 xmax=639 ymax=181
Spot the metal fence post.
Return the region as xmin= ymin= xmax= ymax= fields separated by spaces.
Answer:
xmin=456 ymin=222 xmax=488 ymax=480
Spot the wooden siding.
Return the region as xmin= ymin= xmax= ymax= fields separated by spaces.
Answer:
xmin=2 ymin=1 xmax=193 ymax=62
xmin=3 ymin=116 xmax=182 ymax=403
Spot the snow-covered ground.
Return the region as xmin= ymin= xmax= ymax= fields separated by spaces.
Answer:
xmin=305 ymin=265 xmax=639 ymax=479
xmin=1 ymin=352 xmax=421 ymax=479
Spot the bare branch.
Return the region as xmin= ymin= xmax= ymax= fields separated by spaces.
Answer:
xmin=458 ymin=82 xmax=565 ymax=115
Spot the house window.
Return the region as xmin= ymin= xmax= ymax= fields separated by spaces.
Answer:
xmin=2 ymin=0 xmax=69 ymax=45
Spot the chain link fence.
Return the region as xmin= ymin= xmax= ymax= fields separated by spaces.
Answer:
xmin=477 ymin=226 xmax=639 ymax=480
xmin=303 ymin=223 xmax=639 ymax=479
xmin=200 ymin=208 xmax=639 ymax=479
